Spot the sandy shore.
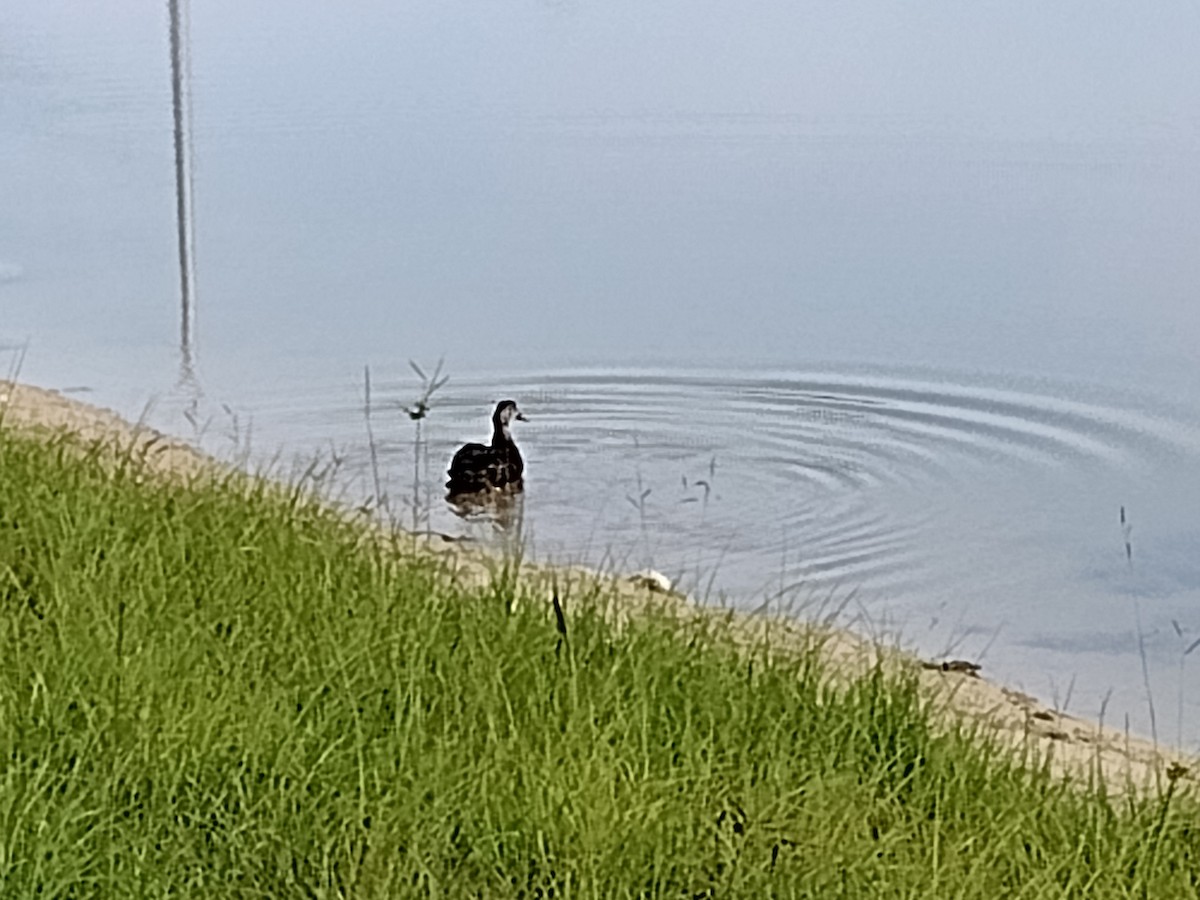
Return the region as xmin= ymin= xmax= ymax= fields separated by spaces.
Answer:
xmin=1 ymin=379 xmax=1194 ymax=793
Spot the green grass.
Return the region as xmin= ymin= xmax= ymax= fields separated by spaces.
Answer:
xmin=0 ymin=425 xmax=1197 ymax=898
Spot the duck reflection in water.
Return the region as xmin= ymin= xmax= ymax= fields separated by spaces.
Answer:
xmin=445 ymin=400 xmax=527 ymax=528
xmin=446 ymin=488 xmax=525 ymax=533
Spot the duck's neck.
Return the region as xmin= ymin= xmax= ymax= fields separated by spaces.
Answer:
xmin=491 ymin=422 xmax=512 ymax=446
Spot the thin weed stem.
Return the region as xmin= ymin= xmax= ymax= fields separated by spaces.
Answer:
xmin=404 ymin=358 xmax=448 ymax=539
xmin=362 ymin=365 xmax=386 ymax=514
xmin=1122 ymin=506 xmax=1160 ymax=783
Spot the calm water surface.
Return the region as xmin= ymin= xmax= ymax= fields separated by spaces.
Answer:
xmin=2 ymin=2 xmax=1199 ymax=746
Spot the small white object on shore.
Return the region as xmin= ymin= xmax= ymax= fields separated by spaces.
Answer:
xmin=627 ymin=569 xmax=674 ymax=594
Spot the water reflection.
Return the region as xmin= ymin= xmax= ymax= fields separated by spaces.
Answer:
xmin=447 ymin=491 xmax=526 ymax=537
xmin=168 ymin=0 xmax=197 ymax=384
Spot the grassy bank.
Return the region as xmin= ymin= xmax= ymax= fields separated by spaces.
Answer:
xmin=0 ymin=423 xmax=1197 ymax=898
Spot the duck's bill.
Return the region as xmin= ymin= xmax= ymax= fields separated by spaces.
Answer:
xmin=515 ymin=411 xmax=528 ymax=421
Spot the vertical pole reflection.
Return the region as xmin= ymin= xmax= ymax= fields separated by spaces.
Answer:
xmin=169 ymin=0 xmax=197 ymax=381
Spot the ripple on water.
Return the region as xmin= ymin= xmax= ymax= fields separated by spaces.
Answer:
xmin=422 ymin=366 xmax=1200 ymax=614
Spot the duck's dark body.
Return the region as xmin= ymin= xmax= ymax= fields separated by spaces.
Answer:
xmin=446 ymin=400 xmax=526 ymax=497
xmin=446 ymin=441 xmax=523 ymax=494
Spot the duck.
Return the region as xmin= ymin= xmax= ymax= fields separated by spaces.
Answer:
xmin=446 ymin=400 xmax=527 ymax=497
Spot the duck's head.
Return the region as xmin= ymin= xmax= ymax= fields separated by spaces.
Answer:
xmin=493 ymin=399 xmax=527 ymax=428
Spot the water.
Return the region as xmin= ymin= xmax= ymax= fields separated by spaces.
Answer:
xmin=2 ymin=2 xmax=1199 ymax=747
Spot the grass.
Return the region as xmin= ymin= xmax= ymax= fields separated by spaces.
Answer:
xmin=0 ymin=424 xmax=1198 ymax=898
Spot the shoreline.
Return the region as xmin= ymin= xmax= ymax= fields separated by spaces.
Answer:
xmin=1 ymin=378 xmax=1194 ymax=792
